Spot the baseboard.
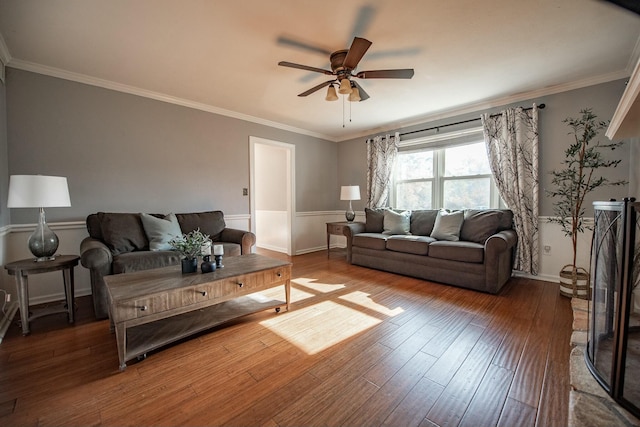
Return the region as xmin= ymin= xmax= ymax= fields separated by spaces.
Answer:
xmin=256 ymin=243 xmax=288 ymax=254
xmin=513 ymin=271 xmax=558 ymax=284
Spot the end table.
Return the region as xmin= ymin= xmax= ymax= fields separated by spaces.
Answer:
xmin=326 ymin=222 xmax=353 ymax=258
xmin=4 ymin=255 xmax=80 ymax=335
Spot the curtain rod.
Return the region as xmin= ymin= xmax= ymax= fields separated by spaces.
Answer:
xmin=397 ymin=103 xmax=546 ymax=138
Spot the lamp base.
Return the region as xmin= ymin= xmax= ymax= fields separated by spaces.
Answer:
xmin=345 ymin=210 xmax=355 ymax=222
xmin=28 ymin=208 xmax=59 ymax=262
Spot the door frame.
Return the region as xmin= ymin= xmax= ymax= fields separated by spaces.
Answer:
xmin=249 ymin=136 xmax=296 ymax=255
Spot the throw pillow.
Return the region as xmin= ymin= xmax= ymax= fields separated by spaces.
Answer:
xmin=382 ymin=209 xmax=411 ymax=235
xmin=365 ymin=207 xmax=385 ymax=233
xmin=140 ymin=213 xmax=183 ymax=251
xmin=410 ymin=210 xmax=439 ymax=236
xmin=460 ymin=209 xmax=503 ymax=244
xmin=430 ymin=210 xmax=464 ymax=241
xmin=99 ymin=212 xmax=148 ymax=255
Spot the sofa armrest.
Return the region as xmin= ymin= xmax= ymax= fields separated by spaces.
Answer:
xmin=220 ymin=228 xmax=256 ymax=254
xmin=484 ymin=229 xmax=518 ymax=256
xmin=80 ymin=237 xmax=113 ymax=271
xmin=484 ymin=229 xmax=518 ymax=293
xmin=342 ymin=222 xmax=366 ymax=263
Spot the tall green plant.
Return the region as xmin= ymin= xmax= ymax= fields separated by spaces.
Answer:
xmin=547 ymin=108 xmax=626 ymax=270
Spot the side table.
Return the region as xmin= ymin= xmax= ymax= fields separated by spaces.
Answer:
xmin=326 ymin=222 xmax=359 ymax=259
xmin=4 ymin=255 xmax=80 ymax=335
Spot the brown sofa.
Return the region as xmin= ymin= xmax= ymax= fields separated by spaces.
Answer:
xmin=344 ymin=208 xmax=517 ymax=294
xmin=80 ymin=211 xmax=256 ymax=319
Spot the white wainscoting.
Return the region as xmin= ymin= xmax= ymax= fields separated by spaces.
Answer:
xmin=0 ymin=212 xmax=590 ymax=304
xmin=0 ymin=214 xmax=252 ymax=305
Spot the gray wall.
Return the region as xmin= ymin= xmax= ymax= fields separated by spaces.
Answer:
xmin=6 ymin=69 xmax=339 ymax=223
xmin=0 ymin=77 xmax=7 ymax=227
xmin=338 ymin=79 xmax=632 ymax=216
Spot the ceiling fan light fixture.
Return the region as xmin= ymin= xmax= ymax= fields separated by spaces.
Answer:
xmin=348 ymin=85 xmax=361 ymax=102
xmin=325 ymin=84 xmax=338 ymax=101
xmin=338 ymin=78 xmax=351 ymax=94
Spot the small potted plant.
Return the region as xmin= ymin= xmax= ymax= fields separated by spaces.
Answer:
xmin=169 ymin=229 xmax=211 ymax=273
xmin=547 ymin=108 xmax=626 ymax=299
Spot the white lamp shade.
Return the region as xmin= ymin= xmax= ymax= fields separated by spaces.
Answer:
xmin=340 ymin=185 xmax=361 ymax=201
xmin=7 ymin=175 xmax=71 ymax=208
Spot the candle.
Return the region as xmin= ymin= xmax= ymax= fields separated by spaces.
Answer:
xmin=201 ymin=242 xmax=211 ymax=256
xmin=213 ymin=244 xmax=224 ymax=256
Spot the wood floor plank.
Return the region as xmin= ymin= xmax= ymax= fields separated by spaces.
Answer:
xmin=507 ymin=280 xmax=559 ymax=408
xmin=381 ymin=377 xmax=445 ymax=427
xmin=0 ymin=249 xmax=572 ymax=427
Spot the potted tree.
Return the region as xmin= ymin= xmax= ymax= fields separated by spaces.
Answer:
xmin=548 ymin=108 xmax=626 ymax=299
xmin=169 ymin=229 xmax=211 ymax=273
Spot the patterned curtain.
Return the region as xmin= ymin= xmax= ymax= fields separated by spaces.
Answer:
xmin=366 ymin=132 xmax=399 ymax=208
xmin=482 ymin=105 xmax=539 ymax=275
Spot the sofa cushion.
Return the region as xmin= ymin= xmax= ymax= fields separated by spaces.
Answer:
xmin=428 ymin=241 xmax=484 ymax=263
xmin=140 ymin=213 xmax=183 ymax=251
xmin=383 ymin=209 xmax=411 ymax=235
xmin=460 ymin=209 xmax=503 ymax=244
xmin=352 ymin=233 xmax=388 ymax=250
xmin=99 ymin=212 xmax=148 ymax=255
xmin=430 ymin=210 xmax=464 ymax=241
xmin=112 ymin=251 xmax=182 ymax=274
xmin=176 ymin=211 xmax=226 ymax=241
xmin=410 ymin=210 xmax=439 ymax=236
xmin=365 ymin=208 xmax=385 ymax=233
xmin=386 ymin=235 xmax=435 ymax=255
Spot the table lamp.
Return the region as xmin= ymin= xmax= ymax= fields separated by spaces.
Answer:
xmin=340 ymin=185 xmax=360 ymax=222
xmin=7 ymin=175 xmax=71 ymax=261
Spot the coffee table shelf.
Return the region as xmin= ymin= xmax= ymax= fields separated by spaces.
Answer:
xmin=105 ymin=254 xmax=291 ymax=370
xmin=124 ymin=293 xmax=286 ymax=362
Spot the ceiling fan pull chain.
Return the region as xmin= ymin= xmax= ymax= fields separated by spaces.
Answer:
xmin=342 ymin=95 xmax=345 ymax=128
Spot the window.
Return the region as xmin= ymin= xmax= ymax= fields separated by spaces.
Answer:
xmin=393 ymin=130 xmax=501 ymax=210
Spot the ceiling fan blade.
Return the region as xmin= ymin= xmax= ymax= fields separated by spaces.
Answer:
xmin=276 ymin=35 xmax=333 ymax=56
xmin=278 ymin=61 xmax=334 ymax=76
xmin=348 ymin=5 xmax=376 ymax=42
xmin=298 ymin=80 xmax=336 ymax=97
xmin=343 ymin=37 xmax=372 ymax=70
xmin=356 ymin=69 xmax=414 ymax=79
xmin=352 ymin=81 xmax=370 ymax=101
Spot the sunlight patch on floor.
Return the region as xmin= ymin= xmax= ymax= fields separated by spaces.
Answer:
xmin=339 ymin=291 xmax=404 ymax=317
xmin=260 ymin=300 xmax=381 ymax=354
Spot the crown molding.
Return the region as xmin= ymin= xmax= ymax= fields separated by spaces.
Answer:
xmin=336 ymin=69 xmax=631 ymax=142
xmin=6 ymin=59 xmax=336 ymax=142
xmin=4 ymin=56 xmax=632 ymax=144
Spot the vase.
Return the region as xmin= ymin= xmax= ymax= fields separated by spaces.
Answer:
xmin=181 ymin=258 xmax=198 ymax=274
xmin=201 ymin=255 xmax=216 ymax=273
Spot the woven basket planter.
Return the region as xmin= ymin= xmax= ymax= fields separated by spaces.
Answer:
xmin=559 ymin=264 xmax=590 ymax=299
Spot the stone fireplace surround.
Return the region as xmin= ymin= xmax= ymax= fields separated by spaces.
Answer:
xmin=570 ymin=298 xmax=640 ymax=426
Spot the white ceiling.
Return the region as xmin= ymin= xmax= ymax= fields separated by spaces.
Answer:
xmin=0 ymin=0 xmax=639 ymax=142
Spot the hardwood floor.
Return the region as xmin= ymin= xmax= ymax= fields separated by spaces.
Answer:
xmin=0 ymin=249 xmax=572 ymax=426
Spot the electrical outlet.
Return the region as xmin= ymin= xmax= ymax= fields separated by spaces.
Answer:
xmin=543 ymin=245 xmax=551 ymax=256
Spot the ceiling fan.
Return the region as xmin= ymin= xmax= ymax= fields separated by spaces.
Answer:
xmin=278 ymin=37 xmax=414 ymax=102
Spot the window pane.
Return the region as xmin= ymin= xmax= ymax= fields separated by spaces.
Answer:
xmin=443 ymin=178 xmax=491 ymax=209
xmin=396 ymin=181 xmax=432 ymax=210
xmin=396 ymin=150 xmax=433 ymax=180
xmin=444 ymin=143 xmax=490 ymax=176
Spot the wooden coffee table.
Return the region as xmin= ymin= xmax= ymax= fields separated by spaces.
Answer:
xmin=105 ymin=254 xmax=291 ymax=370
